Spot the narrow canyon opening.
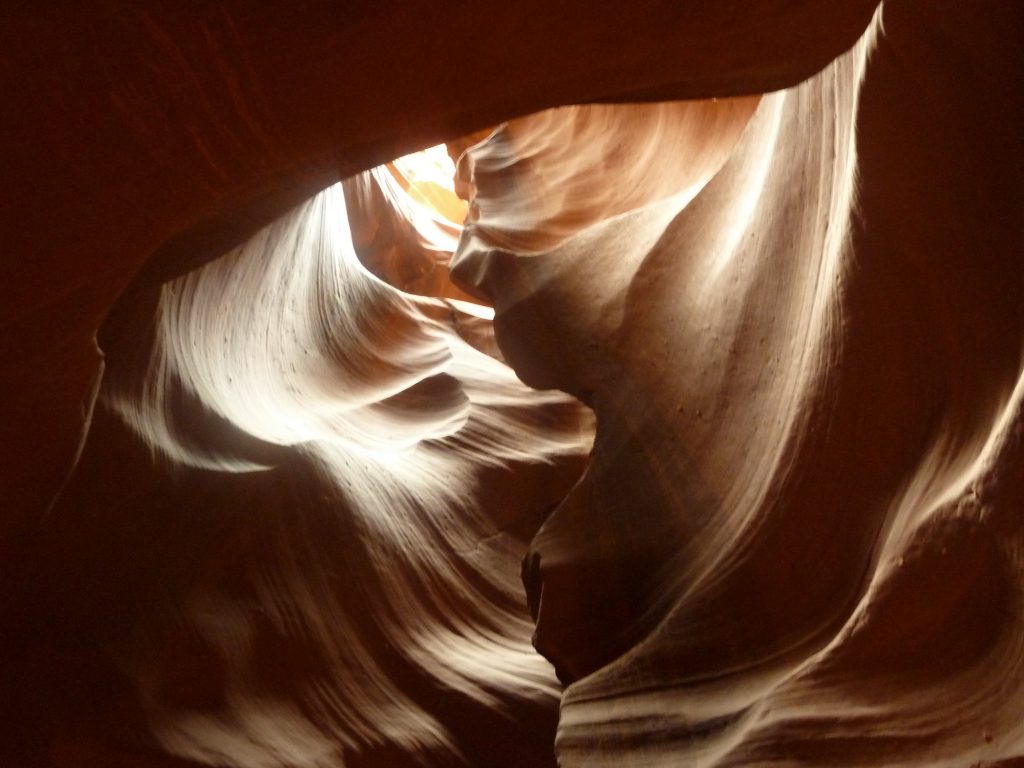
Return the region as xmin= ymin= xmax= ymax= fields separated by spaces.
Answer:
xmin=4 ymin=4 xmax=1023 ymax=767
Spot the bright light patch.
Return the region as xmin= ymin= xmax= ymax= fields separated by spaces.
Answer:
xmin=389 ymin=144 xmax=468 ymax=226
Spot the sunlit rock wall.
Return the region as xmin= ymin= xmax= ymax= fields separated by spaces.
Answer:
xmin=453 ymin=9 xmax=1024 ymax=765
xmin=47 ymin=184 xmax=591 ymax=767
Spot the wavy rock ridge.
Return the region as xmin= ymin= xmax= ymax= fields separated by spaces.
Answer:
xmin=451 ymin=12 xmax=1024 ymax=765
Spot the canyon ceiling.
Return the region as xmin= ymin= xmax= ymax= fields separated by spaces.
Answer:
xmin=1 ymin=2 xmax=1023 ymax=766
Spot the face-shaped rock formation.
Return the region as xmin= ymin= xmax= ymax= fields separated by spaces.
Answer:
xmin=1 ymin=2 xmax=1022 ymax=766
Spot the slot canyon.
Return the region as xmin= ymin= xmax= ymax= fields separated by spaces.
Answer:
xmin=2 ymin=2 xmax=1023 ymax=766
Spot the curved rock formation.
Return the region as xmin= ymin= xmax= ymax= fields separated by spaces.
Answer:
xmin=453 ymin=5 xmax=1024 ymax=765
xmin=2 ymin=1 xmax=1022 ymax=766
xmin=38 ymin=184 xmax=590 ymax=767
